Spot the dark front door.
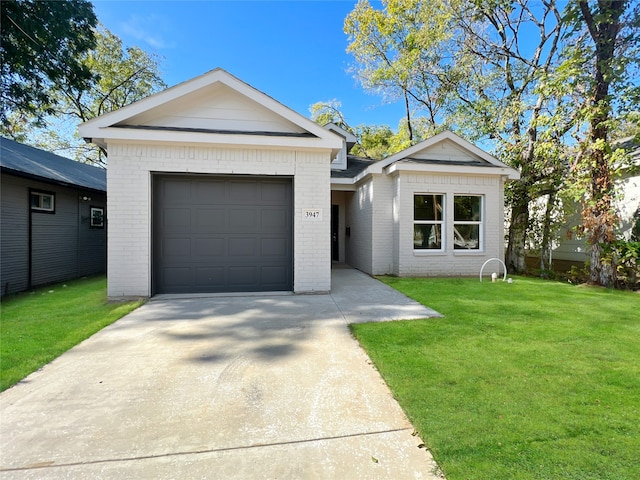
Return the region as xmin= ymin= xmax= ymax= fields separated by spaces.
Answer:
xmin=153 ymin=175 xmax=293 ymax=294
xmin=331 ymin=204 xmax=339 ymax=262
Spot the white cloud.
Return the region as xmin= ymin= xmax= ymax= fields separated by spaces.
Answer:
xmin=119 ymin=14 xmax=175 ymax=50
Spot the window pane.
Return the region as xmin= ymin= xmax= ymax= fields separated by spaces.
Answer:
xmin=414 ymin=194 xmax=443 ymax=221
xmin=41 ymin=195 xmax=52 ymax=210
xmin=414 ymin=224 xmax=442 ymax=249
xmin=454 ymin=196 xmax=481 ymax=221
xmin=30 ymin=193 xmax=40 ymax=208
xmin=454 ymin=225 xmax=480 ymax=249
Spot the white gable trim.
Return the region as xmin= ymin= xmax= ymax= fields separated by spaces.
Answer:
xmin=367 ymin=131 xmax=515 ymax=174
xmin=79 ymin=68 xmax=342 ymax=154
xmin=324 ymin=123 xmax=357 ymax=145
xmin=385 ymin=161 xmax=520 ymax=179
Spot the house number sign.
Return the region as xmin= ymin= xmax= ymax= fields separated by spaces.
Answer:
xmin=303 ymin=209 xmax=322 ymax=221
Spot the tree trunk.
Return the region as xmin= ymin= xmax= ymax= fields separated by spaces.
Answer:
xmin=577 ymin=0 xmax=624 ymax=288
xmin=540 ymin=191 xmax=556 ymax=276
xmin=505 ymin=182 xmax=530 ymax=273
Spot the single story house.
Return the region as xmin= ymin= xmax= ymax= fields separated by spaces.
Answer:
xmin=0 ymin=137 xmax=107 ymax=296
xmin=79 ymin=68 xmax=519 ymax=300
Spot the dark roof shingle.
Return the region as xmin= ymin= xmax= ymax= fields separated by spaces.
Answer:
xmin=331 ymin=155 xmax=376 ymax=179
xmin=1 ymin=137 xmax=106 ymax=192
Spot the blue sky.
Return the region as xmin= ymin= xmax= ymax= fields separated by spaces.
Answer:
xmin=92 ymin=0 xmax=406 ymax=129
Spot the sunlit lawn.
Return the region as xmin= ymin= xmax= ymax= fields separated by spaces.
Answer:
xmin=1 ymin=276 xmax=144 ymax=391
xmin=351 ymin=276 xmax=639 ymax=480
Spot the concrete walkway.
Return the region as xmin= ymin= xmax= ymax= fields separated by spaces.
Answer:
xmin=0 ymin=267 xmax=443 ymax=479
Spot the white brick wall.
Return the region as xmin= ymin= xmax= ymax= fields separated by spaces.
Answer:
xmin=345 ymin=179 xmax=373 ymax=273
xmin=395 ymin=172 xmax=504 ymax=277
xmin=371 ymin=175 xmax=394 ymax=275
xmin=338 ymin=170 xmax=508 ymax=278
xmin=107 ymin=141 xmax=331 ymax=298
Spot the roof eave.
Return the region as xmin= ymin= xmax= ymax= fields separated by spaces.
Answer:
xmin=83 ymin=127 xmax=342 ymax=155
xmin=385 ymin=162 xmax=520 ymax=180
xmin=0 ymin=166 xmax=107 ymax=193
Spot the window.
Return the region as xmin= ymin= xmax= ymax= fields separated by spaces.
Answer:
xmin=454 ymin=195 xmax=482 ymax=250
xmin=90 ymin=206 xmax=105 ymax=228
xmin=414 ymin=194 xmax=444 ymax=250
xmin=30 ymin=191 xmax=55 ymax=212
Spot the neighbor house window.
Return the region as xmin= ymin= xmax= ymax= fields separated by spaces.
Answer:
xmin=30 ymin=191 xmax=55 ymax=212
xmin=454 ymin=195 xmax=483 ymax=250
xmin=90 ymin=206 xmax=105 ymax=228
xmin=414 ymin=194 xmax=444 ymax=250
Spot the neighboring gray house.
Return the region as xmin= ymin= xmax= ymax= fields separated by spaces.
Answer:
xmin=79 ymin=68 xmax=519 ymax=300
xmin=528 ymin=137 xmax=640 ymax=272
xmin=1 ymin=138 xmax=107 ymax=296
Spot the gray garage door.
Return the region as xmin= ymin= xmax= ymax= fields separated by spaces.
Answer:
xmin=153 ymin=175 xmax=293 ymax=294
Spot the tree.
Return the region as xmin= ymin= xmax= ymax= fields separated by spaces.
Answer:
xmin=345 ymin=0 xmax=571 ymax=274
xmin=344 ymin=0 xmax=457 ymax=140
xmin=310 ymin=100 xmax=409 ymax=159
xmin=562 ymin=0 xmax=639 ymax=287
xmin=0 ymin=0 xmax=97 ymax=126
xmin=2 ymin=27 xmax=166 ymax=166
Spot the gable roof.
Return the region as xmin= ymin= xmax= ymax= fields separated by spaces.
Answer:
xmin=79 ymin=68 xmax=343 ymax=155
xmin=323 ymin=123 xmax=357 ymax=150
xmin=0 ymin=137 xmax=106 ymax=192
xmin=364 ymin=131 xmax=519 ymax=181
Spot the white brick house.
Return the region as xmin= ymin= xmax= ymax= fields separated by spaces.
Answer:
xmin=331 ymin=129 xmax=519 ymax=277
xmin=80 ymin=69 xmax=519 ymax=300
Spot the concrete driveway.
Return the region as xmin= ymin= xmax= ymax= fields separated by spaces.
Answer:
xmin=0 ymin=267 xmax=443 ymax=479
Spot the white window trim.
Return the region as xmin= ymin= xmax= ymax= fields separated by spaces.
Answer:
xmin=413 ymin=193 xmax=445 ymax=253
xmin=30 ymin=191 xmax=55 ymax=212
xmin=453 ymin=195 xmax=484 ymax=251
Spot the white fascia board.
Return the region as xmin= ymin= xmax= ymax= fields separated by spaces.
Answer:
xmin=92 ymin=127 xmax=335 ymax=152
xmin=324 ymin=123 xmax=357 ymax=144
xmin=330 ymin=179 xmax=357 ymax=191
xmin=385 ymin=161 xmax=521 ymax=180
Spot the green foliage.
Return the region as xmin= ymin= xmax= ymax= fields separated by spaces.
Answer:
xmin=353 ymin=276 xmax=640 ymax=479
xmin=0 ymin=0 xmax=97 ymax=127
xmin=558 ymin=0 xmax=640 ymax=286
xmin=310 ymin=99 xmax=417 ymax=159
xmin=4 ymin=26 xmax=166 ymax=165
xmin=606 ymin=240 xmax=640 ymax=288
xmin=0 ymin=276 xmax=144 ymax=392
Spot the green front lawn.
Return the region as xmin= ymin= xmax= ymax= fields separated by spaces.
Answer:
xmin=0 ymin=276 xmax=144 ymax=392
xmin=351 ymin=277 xmax=639 ymax=480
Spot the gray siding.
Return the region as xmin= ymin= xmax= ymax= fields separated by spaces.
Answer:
xmin=1 ymin=175 xmax=29 ymax=295
xmin=31 ymin=188 xmax=79 ymax=285
xmin=1 ymin=174 xmax=106 ymax=296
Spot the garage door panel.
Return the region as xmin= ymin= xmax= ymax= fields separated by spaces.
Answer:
xmin=163 ymin=208 xmax=191 ymax=229
xmin=261 ymin=238 xmax=288 ymax=256
xmin=194 ymin=180 xmax=226 ymax=203
xmin=261 ymin=209 xmax=288 ymax=229
xmin=154 ymin=175 xmax=292 ymax=294
xmin=261 ymin=265 xmax=289 ymax=286
xmin=261 ymin=182 xmax=290 ymax=203
xmin=194 ymin=267 xmax=226 ymax=288
xmin=194 ymin=208 xmax=226 ymax=231
xmin=229 ymin=266 xmax=258 ymax=287
xmin=229 ymin=181 xmax=258 ymax=204
xmin=193 ymin=237 xmax=225 ymax=256
xmin=163 ymin=181 xmax=192 ymax=204
xmin=228 ymin=209 xmax=258 ymax=229
xmin=162 ymin=267 xmax=192 ymax=288
xmin=163 ymin=238 xmax=191 ymax=257
xmin=228 ymin=237 xmax=258 ymax=256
